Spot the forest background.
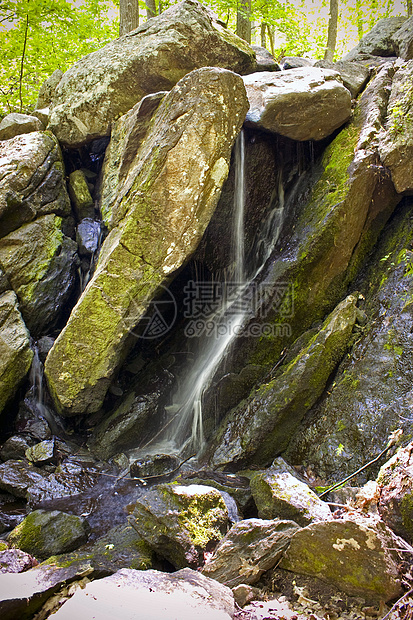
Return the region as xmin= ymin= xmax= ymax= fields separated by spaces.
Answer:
xmin=0 ymin=0 xmax=410 ymax=119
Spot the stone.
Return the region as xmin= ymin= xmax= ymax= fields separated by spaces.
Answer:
xmin=8 ymin=509 xmax=89 ymax=560
xmin=0 ymin=436 xmax=32 ymax=461
xmin=202 ymin=518 xmax=299 ymax=586
xmin=379 ymin=60 xmax=413 ymax=193
xmin=130 ymin=483 xmax=229 ymax=569
xmin=51 ymin=568 xmax=234 ymax=620
xmin=0 ymin=131 xmax=71 ymax=238
xmin=76 ymin=219 xmax=102 ymax=256
xmin=25 ymin=439 xmax=55 ymax=465
xmin=99 ymin=91 xmax=167 ymax=226
xmin=68 ymin=170 xmax=95 ymax=220
xmin=36 ymin=336 xmax=54 ymax=363
xmin=280 ymin=515 xmax=403 ymax=603
xmin=0 ymin=459 xmax=49 ymax=498
xmin=0 ymin=113 xmax=43 ymax=141
xmin=0 ymin=559 xmax=94 ymax=620
xmin=0 ymin=214 xmax=78 ymax=335
xmin=232 ymin=584 xmax=262 ymax=607
xmin=315 ymin=59 xmax=370 ymax=98
xmin=249 ymin=459 xmax=332 ymax=526
xmin=285 ymin=198 xmax=413 ymax=483
xmin=48 ymin=0 xmax=255 ymax=147
xmin=344 ymin=17 xmax=406 ymax=60
xmin=130 ymin=454 xmax=181 ymax=479
xmin=377 ymin=441 xmax=413 ymax=543
xmin=243 ymin=68 xmax=352 ymax=141
xmin=280 ymin=56 xmax=314 ymax=70
xmin=208 ymin=294 xmax=359 ymax=470
xmin=0 ymin=548 xmax=37 ymax=573
xmin=0 ymin=266 xmax=10 ymax=294
xmin=392 ymin=16 xmax=413 ymax=60
xmin=0 ymin=492 xmax=26 ymax=532
xmin=45 ymin=522 xmax=155 ymax=573
xmin=251 ymin=45 xmax=280 ymax=72
xmin=32 ymin=108 xmax=50 ymax=127
xmin=0 ymin=291 xmax=33 ymax=415
xmin=45 ymin=67 xmax=248 ymax=416
xmin=36 ymin=68 xmax=63 ymax=109
xmin=25 ymin=459 xmax=98 ymax=506
xmin=89 ymin=390 xmax=163 ymax=460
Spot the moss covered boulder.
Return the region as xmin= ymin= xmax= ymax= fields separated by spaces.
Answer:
xmin=8 ymin=510 xmax=89 ymax=560
xmin=280 ymin=515 xmax=402 ymax=603
xmin=0 ymin=131 xmax=70 ymax=238
xmin=48 ymin=0 xmax=255 ymax=147
xmin=0 ymin=214 xmax=78 ymax=335
xmin=0 ymin=292 xmax=33 ymax=415
xmin=285 ymin=199 xmax=413 ymax=483
xmin=207 ymin=294 xmax=359 ymax=470
xmin=45 ymin=67 xmax=248 ymax=416
xmin=202 ymin=518 xmax=299 ymax=586
xmin=249 ymin=458 xmax=331 ymax=526
xmin=379 ymin=60 xmax=413 ymax=193
xmin=130 ymin=483 xmax=229 ymax=569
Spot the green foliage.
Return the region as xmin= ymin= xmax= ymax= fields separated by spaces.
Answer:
xmin=0 ymin=0 xmax=119 ymax=117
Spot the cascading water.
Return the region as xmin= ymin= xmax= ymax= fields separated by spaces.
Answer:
xmin=138 ymin=129 xmax=290 ymax=459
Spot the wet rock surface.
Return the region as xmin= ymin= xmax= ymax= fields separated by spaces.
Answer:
xmin=8 ymin=509 xmax=89 ymax=560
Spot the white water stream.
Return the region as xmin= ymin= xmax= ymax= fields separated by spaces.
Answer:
xmin=140 ymin=131 xmax=288 ymax=458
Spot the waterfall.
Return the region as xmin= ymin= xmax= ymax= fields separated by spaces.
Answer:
xmin=139 ymin=130 xmax=288 ymax=458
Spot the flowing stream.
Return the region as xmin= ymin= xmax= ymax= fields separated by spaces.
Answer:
xmin=140 ymin=131 xmax=288 ymax=458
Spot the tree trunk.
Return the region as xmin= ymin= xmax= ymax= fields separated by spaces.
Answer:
xmin=146 ymin=0 xmax=157 ymax=19
xmin=236 ymin=0 xmax=251 ymax=44
xmin=260 ymin=22 xmax=267 ymax=48
xmin=324 ymin=0 xmax=338 ymax=62
xmin=267 ymin=24 xmax=275 ymax=58
xmin=119 ymin=0 xmax=139 ymax=36
xmin=407 ymin=0 xmax=412 ymax=16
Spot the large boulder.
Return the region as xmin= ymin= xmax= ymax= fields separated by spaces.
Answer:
xmin=0 ymin=214 xmax=78 ymax=335
xmin=202 ymin=518 xmax=299 ymax=586
xmin=8 ymin=510 xmax=88 ymax=560
xmin=314 ymin=59 xmax=370 ymax=98
xmin=0 ymin=114 xmax=43 ymax=141
xmin=48 ymin=0 xmax=255 ymax=147
xmin=243 ymin=67 xmax=352 ymax=140
xmin=44 ymin=67 xmax=248 ymax=416
xmin=280 ymin=515 xmax=403 ymax=603
xmin=285 ymin=198 xmax=413 ymax=483
xmin=379 ymin=60 xmax=413 ymax=193
xmin=392 ymin=16 xmax=413 ymax=60
xmin=50 ymin=568 xmax=234 ymax=620
xmin=344 ymin=17 xmax=406 ymax=60
xmin=0 ymin=131 xmax=70 ymax=238
xmin=130 ymin=483 xmax=229 ymax=569
xmin=0 ymin=292 xmax=33 ymax=415
xmin=207 ymin=294 xmax=359 ymax=470
xmin=249 ymin=458 xmax=331 ymax=525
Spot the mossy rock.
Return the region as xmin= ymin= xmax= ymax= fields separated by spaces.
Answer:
xmin=8 ymin=510 xmax=89 ymax=560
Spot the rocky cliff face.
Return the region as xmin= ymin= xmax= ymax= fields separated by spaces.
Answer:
xmin=1 ymin=6 xmax=413 ymax=616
